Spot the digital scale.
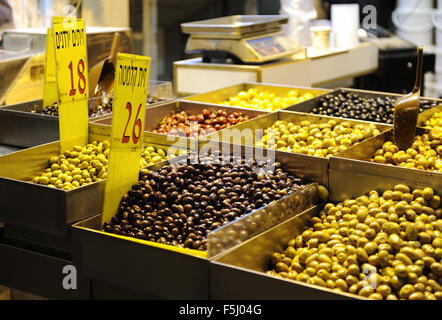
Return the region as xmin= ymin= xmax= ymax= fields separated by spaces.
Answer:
xmin=181 ymin=15 xmax=304 ymax=64
xmin=175 ymin=15 xmax=378 ymax=96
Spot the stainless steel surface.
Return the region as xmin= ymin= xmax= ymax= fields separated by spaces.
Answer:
xmin=329 ymin=127 xmax=442 ymax=201
xmin=2 ymin=27 xmax=132 ymax=67
xmin=182 ymin=82 xmax=330 ymax=109
xmin=0 ymin=100 xmax=58 ymax=148
xmin=149 ymin=80 xmax=174 ymax=99
xmin=181 ymin=15 xmax=288 ymax=39
xmin=0 ymin=134 xmax=190 ymax=237
xmin=0 ymin=138 xmax=104 ymax=237
xmin=211 ymin=206 xmax=359 ymax=299
xmin=0 ymin=50 xmax=32 ymax=105
xmin=0 ymin=145 xmax=21 ymax=156
xmin=72 ymin=214 xmax=210 ymax=299
xmin=0 ymin=242 xmax=90 ymax=299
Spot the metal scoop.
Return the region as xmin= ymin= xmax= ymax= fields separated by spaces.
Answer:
xmin=88 ymin=32 xmax=120 ymax=98
xmin=393 ymin=46 xmax=423 ymax=150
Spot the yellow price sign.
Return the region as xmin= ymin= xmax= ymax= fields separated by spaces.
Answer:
xmin=52 ymin=16 xmax=89 ymax=152
xmin=43 ymin=27 xmax=57 ymax=108
xmin=101 ymin=53 xmax=151 ymax=225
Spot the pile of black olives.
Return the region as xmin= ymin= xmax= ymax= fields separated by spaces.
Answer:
xmin=31 ymin=95 xmax=162 ymax=118
xmin=103 ymin=152 xmax=308 ymax=251
xmin=312 ymin=91 xmax=438 ymax=124
xmin=31 ymin=101 xmax=113 ymax=117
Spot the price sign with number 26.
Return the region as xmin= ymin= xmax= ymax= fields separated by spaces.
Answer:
xmin=101 ymin=53 xmax=151 ymax=224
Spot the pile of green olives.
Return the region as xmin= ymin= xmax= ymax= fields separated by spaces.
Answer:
xmin=255 ymin=119 xmax=381 ymax=158
xmin=267 ymin=184 xmax=442 ymax=300
xmin=31 ymin=142 xmax=183 ymax=190
xmin=31 ymin=141 xmax=110 ymax=190
xmin=372 ymin=131 xmax=442 ymax=172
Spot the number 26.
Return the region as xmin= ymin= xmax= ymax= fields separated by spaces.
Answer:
xmin=122 ymin=102 xmax=143 ymax=144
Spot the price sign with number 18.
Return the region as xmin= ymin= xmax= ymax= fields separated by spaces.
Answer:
xmin=101 ymin=53 xmax=151 ymax=225
xmin=52 ymin=16 xmax=89 ymax=152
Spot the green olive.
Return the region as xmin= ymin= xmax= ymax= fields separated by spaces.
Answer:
xmin=430 ymin=262 xmax=442 ymax=276
xmin=394 ymin=184 xmax=410 ymax=194
xmin=376 ymin=284 xmax=392 ymax=298
xmin=368 ymin=293 xmax=384 ymax=300
xmin=434 ymin=237 xmax=442 ymax=249
xmin=408 ymin=292 xmax=425 ymax=300
xmin=335 ymin=278 xmax=348 ymax=291
xmin=399 ymin=284 xmax=415 ymax=299
xmin=358 ymin=286 xmax=374 ymax=297
xmin=394 ymin=263 xmax=408 ymax=278
xmin=275 ymin=262 xmax=289 ymax=273
xmin=422 ymin=188 xmax=434 ymax=201
xmin=317 ymin=185 xmax=329 ymax=200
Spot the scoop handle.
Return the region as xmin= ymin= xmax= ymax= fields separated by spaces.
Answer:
xmin=412 ymin=46 xmax=423 ymax=94
xmin=108 ymin=32 xmax=120 ymax=63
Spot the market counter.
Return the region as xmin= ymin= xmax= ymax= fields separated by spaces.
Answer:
xmin=174 ymin=42 xmax=378 ymax=96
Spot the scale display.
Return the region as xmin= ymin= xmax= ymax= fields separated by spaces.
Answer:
xmin=247 ymin=36 xmax=286 ymax=57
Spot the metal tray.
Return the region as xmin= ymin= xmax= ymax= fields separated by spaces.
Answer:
xmin=418 ymin=103 xmax=442 ymax=128
xmin=207 ymin=155 xmax=442 ymax=300
xmin=0 ymin=81 xmax=174 ymax=148
xmin=91 ymin=99 xmax=267 ymax=144
xmin=2 ymin=224 xmax=74 ymax=259
xmin=90 ymin=279 xmax=159 ymax=300
xmin=286 ymin=87 xmax=442 ymax=124
xmin=329 ymin=127 xmax=442 ymax=200
xmin=205 ymin=110 xmax=391 ymax=186
xmin=211 ymin=206 xmax=359 ymax=299
xmin=181 ymin=15 xmax=289 ymax=38
xmin=0 ymin=241 xmax=90 ymax=299
xmin=73 ymin=214 xmax=210 ymax=299
xmin=0 ymin=134 xmax=191 ymax=237
xmin=181 ymin=82 xmax=330 ymax=110
xmin=0 ymin=99 xmax=59 ymax=148
xmin=71 ymin=142 xmax=323 ymax=298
